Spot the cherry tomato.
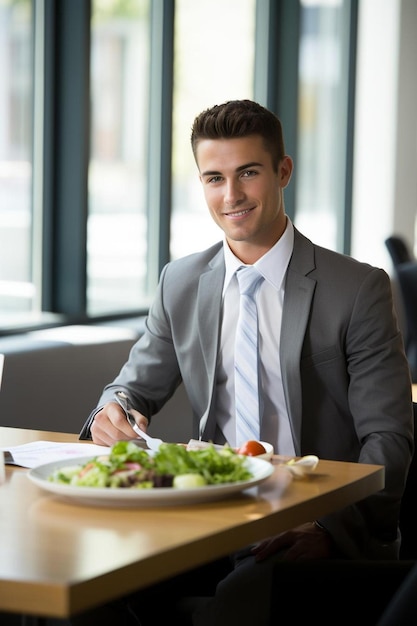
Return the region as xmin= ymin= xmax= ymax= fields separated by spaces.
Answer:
xmin=237 ymin=440 xmax=266 ymax=456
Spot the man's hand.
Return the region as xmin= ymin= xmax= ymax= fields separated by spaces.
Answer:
xmin=251 ymin=522 xmax=334 ymax=562
xmin=90 ymin=402 xmax=149 ymax=446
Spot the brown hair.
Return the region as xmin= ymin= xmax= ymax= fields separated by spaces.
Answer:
xmin=191 ymin=99 xmax=286 ymax=171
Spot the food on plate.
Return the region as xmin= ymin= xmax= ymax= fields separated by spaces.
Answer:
xmin=48 ymin=440 xmax=253 ymax=489
xmin=237 ymin=440 xmax=267 ymax=457
xmin=173 ymin=473 xmax=207 ymax=489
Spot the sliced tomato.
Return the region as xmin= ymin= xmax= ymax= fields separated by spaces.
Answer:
xmin=237 ymin=440 xmax=267 ymax=456
xmin=78 ymin=462 xmax=96 ymax=477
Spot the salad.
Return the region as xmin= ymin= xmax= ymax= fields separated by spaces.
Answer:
xmin=48 ymin=441 xmax=253 ymax=489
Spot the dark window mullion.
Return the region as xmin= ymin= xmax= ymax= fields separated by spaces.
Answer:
xmin=52 ymin=0 xmax=91 ymax=316
xmin=146 ymin=0 xmax=175 ymax=292
xmin=254 ymin=0 xmax=300 ymax=221
xmin=343 ymin=0 xmax=358 ymax=255
xmin=39 ymin=0 xmax=56 ymax=311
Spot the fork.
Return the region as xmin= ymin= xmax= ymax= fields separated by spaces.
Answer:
xmin=115 ymin=391 xmax=163 ymax=452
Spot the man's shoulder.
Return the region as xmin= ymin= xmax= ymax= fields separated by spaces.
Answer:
xmin=294 ymin=227 xmax=385 ymax=277
xmin=165 ymin=241 xmax=224 ymax=274
xmin=157 ymin=241 xmax=224 ymax=308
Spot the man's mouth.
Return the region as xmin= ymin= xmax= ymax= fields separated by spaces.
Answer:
xmin=225 ymin=207 xmax=254 ymax=217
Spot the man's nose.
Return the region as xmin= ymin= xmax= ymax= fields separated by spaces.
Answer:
xmin=224 ymin=180 xmax=244 ymax=206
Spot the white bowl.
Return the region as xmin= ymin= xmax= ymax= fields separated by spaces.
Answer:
xmin=257 ymin=441 xmax=274 ymax=461
xmin=283 ymin=454 xmax=319 ymax=477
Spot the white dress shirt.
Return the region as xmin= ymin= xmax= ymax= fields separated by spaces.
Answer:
xmin=215 ymin=219 xmax=296 ymax=455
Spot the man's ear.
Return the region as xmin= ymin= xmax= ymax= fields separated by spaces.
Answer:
xmin=279 ymin=155 xmax=294 ymax=187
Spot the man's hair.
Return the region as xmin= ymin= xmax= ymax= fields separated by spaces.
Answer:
xmin=191 ymin=99 xmax=286 ymax=171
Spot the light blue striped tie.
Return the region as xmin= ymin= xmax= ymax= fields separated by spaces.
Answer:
xmin=234 ymin=266 xmax=264 ymax=445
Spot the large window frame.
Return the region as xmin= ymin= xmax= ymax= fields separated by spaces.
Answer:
xmin=0 ymin=0 xmax=358 ymax=335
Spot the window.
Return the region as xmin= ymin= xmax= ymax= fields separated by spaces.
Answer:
xmin=87 ymin=0 xmax=151 ymax=314
xmin=0 ymin=0 xmax=33 ymax=316
xmin=87 ymin=0 xmax=256 ymax=313
xmin=170 ymin=0 xmax=256 ymax=260
xmin=0 ymin=0 xmax=364 ymax=333
xmin=295 ymin=0 xmax=353 ymax=253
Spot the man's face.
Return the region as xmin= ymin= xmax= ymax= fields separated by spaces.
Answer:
xmin=196 ymin=135 xmax=293 ymax=261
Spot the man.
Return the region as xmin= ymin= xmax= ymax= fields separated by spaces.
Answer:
xmin=80 ymin=100 xmax=413 ymax=624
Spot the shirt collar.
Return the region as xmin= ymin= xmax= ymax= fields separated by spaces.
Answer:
xmin=222 ymin=218 xmax=294 ymax=294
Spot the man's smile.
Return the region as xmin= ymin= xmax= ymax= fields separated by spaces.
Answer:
xmin=224 ymin=207 xmax=255 ymax=217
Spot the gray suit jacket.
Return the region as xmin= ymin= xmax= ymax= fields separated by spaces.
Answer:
xmin=80 ymin=227 xmax=414 ymax=559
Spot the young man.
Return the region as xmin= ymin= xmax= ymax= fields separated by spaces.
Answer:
xmin=79 ymin=100 xmax=413 ymax=624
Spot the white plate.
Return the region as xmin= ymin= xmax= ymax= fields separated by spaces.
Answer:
xmin=27 ymin=455 xmax=275 ymax=507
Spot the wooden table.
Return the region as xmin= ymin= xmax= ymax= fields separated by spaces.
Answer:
xmin=0 ymin=427 xmax=384 ymax=620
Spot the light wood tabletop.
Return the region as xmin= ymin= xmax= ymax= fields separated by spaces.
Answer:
xmin=0 ymin=426 xmax=384 ymax=620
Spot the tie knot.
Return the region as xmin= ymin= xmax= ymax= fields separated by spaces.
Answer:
xmin=236 ymin=266 xmax=263 ymax=297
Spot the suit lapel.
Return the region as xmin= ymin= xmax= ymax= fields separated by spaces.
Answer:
xmin=281 ymin=229 xmax=316 ymax=454
xmin=197 ymin=249 xmax=225 ymax=438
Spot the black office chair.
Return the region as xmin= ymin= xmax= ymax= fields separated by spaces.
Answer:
xmin=384 ymin=237 xmax=417 ymax=380
xmin=395 ymin=262 xmax=417 ymax=381
xmin=385 ymin=235 xmax=414 ymax=267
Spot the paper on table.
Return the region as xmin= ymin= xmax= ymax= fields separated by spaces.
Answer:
xmin=0 ymin=441 xmax=111 ymax=469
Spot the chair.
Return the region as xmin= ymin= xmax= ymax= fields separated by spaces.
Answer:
xmin=395 ymin=262 xmax=417 ymax=381
xmin=385 ymin=237 xmax=417 ymax=379
xmin=385 ymin=235 xmax=414 ymax=267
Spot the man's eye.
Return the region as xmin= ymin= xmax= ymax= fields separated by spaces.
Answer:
xmin=207 ymin=176 xmax=222 ymax=183
xmin=242 ymin=170 xmax=257 ymax=178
